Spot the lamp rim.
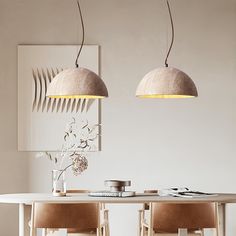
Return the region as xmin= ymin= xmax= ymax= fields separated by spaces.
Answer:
xmin=48 ymin=95 xmax=106 ymax=99
xmin=136 ymin=94 xmax=197 ymax=99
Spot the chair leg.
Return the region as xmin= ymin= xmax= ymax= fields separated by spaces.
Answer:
xmin=201 ymin=229 xmax=205 ymax=236
xmin=141 ymin=224 xmax=144 ymax=236
xmin=105 ymin=224 xmax=110 ymax=236
xmin=30 ymin=228 xmax=37 ymax=236
xmin=147 ymin=203 xmax=153 ymax=236
xmin=215 ymin=203 xmax=221 ymax=236
xmin=178 ymin=228 xmax=188 ymax=236
xmin=101 ymin=226 xmax=104 ymax=236
xmin=103 ymin=226 xmax=106 ymax=236
xmin=42 ymin=228 xmax=46 ymax=236
xmin=141 ymin=223 xmax=148 ymax=236
xmin=138 ymin=210 xmax=142 ymax=236
xmin=30 ymin=203 xmax=36 ymax=236
xmin=147 ymin=225 xmax=152 ymax=235
xmin=97 ymin=227 xmax=102 ymax=236
xmin=101 ymin=226 xmax=106 ymax=236
xmin=103 ymin=209 xmax=110 ymax=236
xmin=139 ymin=210 xmax=145 ymax=236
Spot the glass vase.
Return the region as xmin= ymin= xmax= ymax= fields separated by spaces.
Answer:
xmin=52 ymin=169 xmax=67 ymax=197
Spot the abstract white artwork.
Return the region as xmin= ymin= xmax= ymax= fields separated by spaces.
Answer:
xmin=18 ymin=45 xmax=101 ymax=151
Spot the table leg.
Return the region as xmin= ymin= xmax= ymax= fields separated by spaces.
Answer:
xmin=19 ymin=204 xmax=24 ymax=236
xmin=217 ymin=203 xmax=226 ymax=236
xmin=19 ymin=204 xmax=31 ymax=236
xmin=148 ymin=203 xmax=153 ymax=236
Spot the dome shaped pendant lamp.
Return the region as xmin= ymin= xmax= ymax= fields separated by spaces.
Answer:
xmin=136 ymin=0 xmax=198 ymax=99
xmin=47 ymin=0 xmax=108 ymax=99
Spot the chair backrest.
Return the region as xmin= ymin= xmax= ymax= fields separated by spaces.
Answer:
xmin=144 ymin=190 xmax=158 ymax=210
xmin=66 ymin=189 xmax=103 ymax=234
xmin=32 ymin=202 xmax=99 ymax=231
xmin=66 ymin=189 xmax=89 ymax=194
xmin=66 ymin=189 xmax=105 ymax=209
xmin=144 ymin=190 xmax=158 ymax=194
xmin=152 ymin=203 xmax=216 ymax=233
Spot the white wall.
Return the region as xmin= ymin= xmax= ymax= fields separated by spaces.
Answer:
xmin=0 ymin=0 xmax=29 ymax=235
xmin=0 ymin=1 xmax=28 ymax=236
xmin=1 ymin=0 xmax=236 ymax=235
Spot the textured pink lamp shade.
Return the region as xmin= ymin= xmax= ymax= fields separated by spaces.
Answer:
xmin=136 ymin=67 xmax=198 ymax=98
xmin=46 ymin=67 xmax=108 ymax=99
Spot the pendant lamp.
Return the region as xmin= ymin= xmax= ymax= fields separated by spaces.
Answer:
xmin=47 ymin=0 xmax=108 ymax=99
xmin=136 ymin=0 xmax=198 ymax=98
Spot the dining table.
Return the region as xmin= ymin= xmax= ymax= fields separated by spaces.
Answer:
xmin=0 ymin=192 xmax=236 ymax=236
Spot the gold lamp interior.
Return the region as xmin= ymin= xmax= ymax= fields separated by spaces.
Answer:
xmin=137 ymin=95 xmax=196 ymax=99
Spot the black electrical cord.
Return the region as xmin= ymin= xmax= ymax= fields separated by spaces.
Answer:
xmin=75 ymin=0 xmax=85 ymax=68
xmin=164 ymin=0 xmax=175 ymax=67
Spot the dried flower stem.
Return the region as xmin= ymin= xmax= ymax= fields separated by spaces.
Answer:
xmin=57 ymin=163 xmax=74 ymax=181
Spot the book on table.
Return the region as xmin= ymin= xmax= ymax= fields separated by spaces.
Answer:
xmin=159 ymin=188 xmax=217 ymax=198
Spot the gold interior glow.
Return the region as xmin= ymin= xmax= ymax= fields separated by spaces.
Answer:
xmin=137 ymin=94 xmax=196 ymax=99
xmin=48 ymin=95 xmax=105 ymax=99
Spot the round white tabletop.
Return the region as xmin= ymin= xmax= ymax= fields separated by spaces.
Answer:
xmin=1 ymin=193 xmax=236 ymax=205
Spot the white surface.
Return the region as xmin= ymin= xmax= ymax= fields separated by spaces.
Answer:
xmin=18 ymin=45 xmax=100 ymax=151
xmin=0 ymin=193 xmax=236 ymax=205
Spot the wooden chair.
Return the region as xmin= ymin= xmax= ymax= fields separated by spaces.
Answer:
xmin=30 ymin=190 xmax=109 ymax=236
xmin=140 ymin=202 xmax=218 ymax=236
